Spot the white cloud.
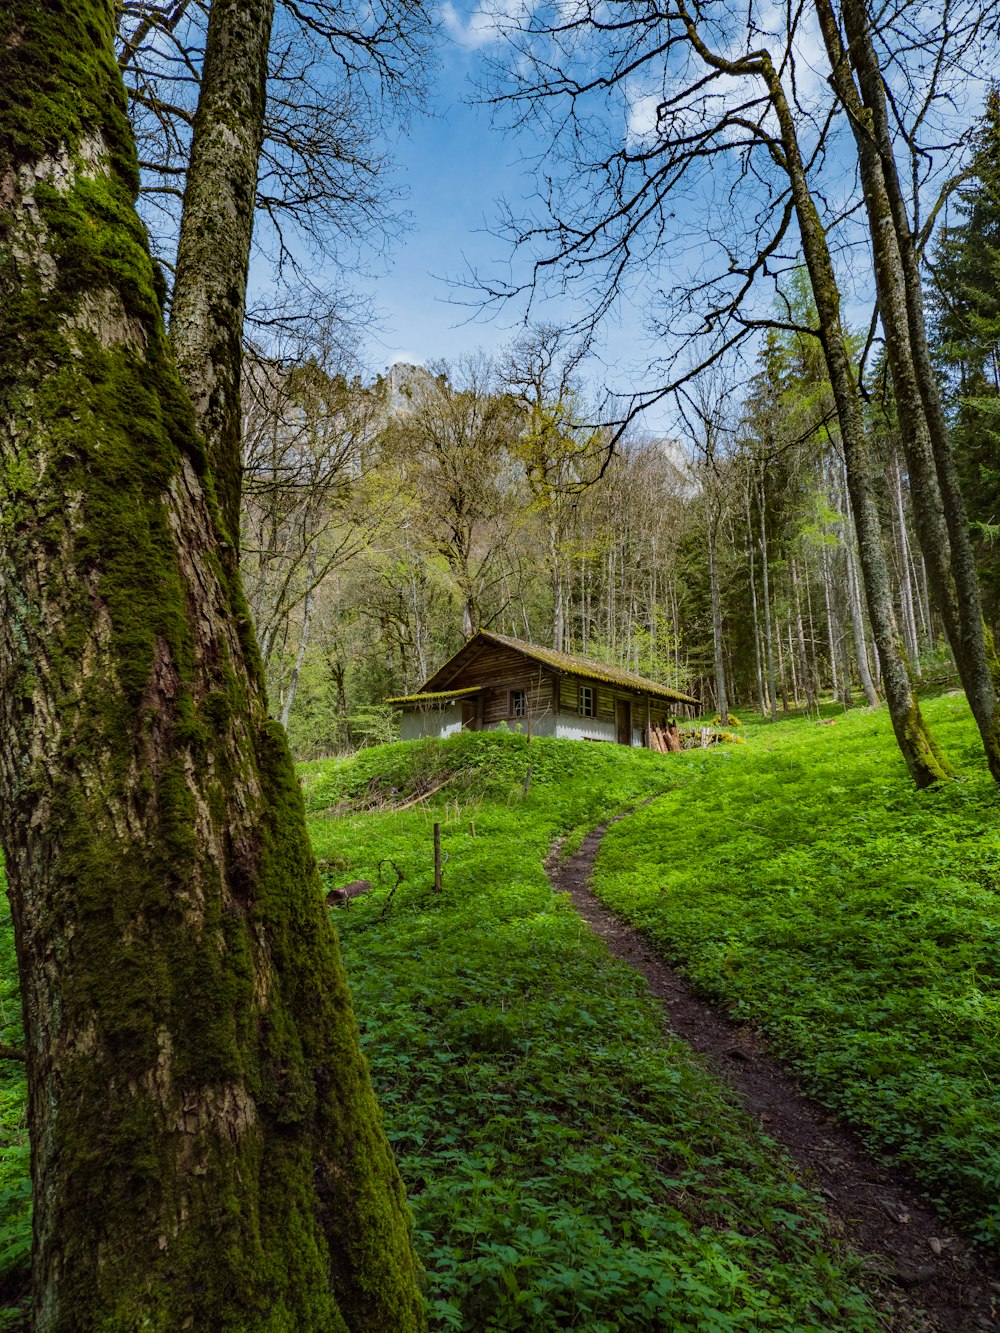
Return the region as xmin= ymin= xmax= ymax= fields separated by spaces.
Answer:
xmin=440 ymin=0 xmax=534 ymax=51
xmin=626 ymin=89 xmax=662 ymax=145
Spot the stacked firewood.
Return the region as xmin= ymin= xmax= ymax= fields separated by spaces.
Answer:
xmin=647 ymin=723 xmax=682 ymax=753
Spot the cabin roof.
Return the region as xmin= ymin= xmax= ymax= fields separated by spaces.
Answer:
xmin=421 ymin=629 xmax=699 ymax=705
xmin=384 ymin=685 xmax=485 ymax=705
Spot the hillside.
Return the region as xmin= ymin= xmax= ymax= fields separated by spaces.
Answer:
xmin=3 ymin=696 xmax=1000 ymax=1328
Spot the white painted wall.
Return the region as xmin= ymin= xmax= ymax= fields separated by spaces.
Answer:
xmin=552 ymin=713 xmax=617 ymax=743
xmin=482 ymin=714 xmax=558 ymax=738
xmin=400 ymin=705 xmax=463 ymax=740
xmin=399 ymin=707 xmax=644 ymax=746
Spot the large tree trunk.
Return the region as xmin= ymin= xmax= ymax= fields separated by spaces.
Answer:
xmin=756 ymin=53 xmax=950 ymax=784
xmin=169 ymin=0 xmax=275 ymax=555
xmin=0 ymin=5 xmax=425 ymax=1329
xmin=814 ymin=0 xmax=1000 ymax=780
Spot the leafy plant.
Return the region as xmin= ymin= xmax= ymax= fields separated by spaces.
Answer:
xmin=593 ymin=692 xmax=1000 ymax=1239
xmin=309 ymin=734 xmax=876 ymax=1330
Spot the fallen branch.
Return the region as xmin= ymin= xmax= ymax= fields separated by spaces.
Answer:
xmin=377 ymin=858 xmax=405 ymax=919
xmin=392 ymin=777 xmax=450 ymax=813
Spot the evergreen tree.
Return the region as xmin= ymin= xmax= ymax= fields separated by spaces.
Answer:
xmin=932 ymin=86 xmax=1000 ymax=624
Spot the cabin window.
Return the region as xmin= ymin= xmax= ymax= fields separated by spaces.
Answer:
xmin=579 ymin=685 xmax=596 ymax=718
xmin=510 ymin=689 xmax=527 ymax=718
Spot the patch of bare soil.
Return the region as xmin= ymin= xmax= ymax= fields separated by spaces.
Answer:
xmin=547 ymin=814 xmax=1000 ymax=1332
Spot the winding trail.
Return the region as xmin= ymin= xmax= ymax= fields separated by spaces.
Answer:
xmin=547 ymin=810 xmax=1000 ymax=1333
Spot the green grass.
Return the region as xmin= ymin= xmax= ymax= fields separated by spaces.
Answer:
xmin=307 ymin=732 xmax=876 ymax=1330
xmin=592 ymin=692 xmax=1000 ymax=1242
xmin=10 ymin=706 xmax=1000 ymax=1327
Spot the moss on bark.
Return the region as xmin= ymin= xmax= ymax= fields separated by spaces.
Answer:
xmin=0 ymin=3 xmax=425 ymax=1328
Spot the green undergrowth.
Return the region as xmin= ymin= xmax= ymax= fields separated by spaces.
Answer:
xmin=593 ymin=693 xmax=1000 ymax=1243
xmin=310 ymin=733 xmax=876 ymax=1331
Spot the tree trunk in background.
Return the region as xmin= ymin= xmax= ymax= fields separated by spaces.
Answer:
xmin=748 ymin=515 xmax=768 ymax=714
xmin=550 ymin=521 xmax=565 ymax=651
xmin=758 ymin=482 xmax=778 ymax=719
xmin=708 ymin=509 xmax=728 ymax=720
xmin=892 ymin=458 xmax=921 ymax=673
xmin=822 ymin=545 xmax=842 ymax=702
xmin=787 ymin=622 xmax=799 ymax=704
xmin=280 ymin=564 xmax=315 ymax=730
xmin=169 ymin=0 xmax=275 ymax=557
xmin=777 ymin=629 xmax=788 ymax=711
xmin=840 ymin=474 xmax=880 ymax=705
xmin=0 ymin=5 xmax=426 ymax=1329
xmin=792 ymin=558 xmax=817 ymax=711
xmin=915 ymin=552 xmax=933 ymax=654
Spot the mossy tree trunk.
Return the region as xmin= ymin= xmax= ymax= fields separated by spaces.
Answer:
xmin=754 ymin=54 xmax=951 ymax=785
xmin=675 ymin=2 xmax=949 ymax=784
xmin=170 ymin=0 xmax=275 ymax=556
xmin=0 ymin=4 xmax=426 ymax=1330
xmin=814 ymin=0 xmax=1000 ymax=782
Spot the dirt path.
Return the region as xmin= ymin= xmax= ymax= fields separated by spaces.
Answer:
xmin=547 ymin=813 xmax=1000 ymax=1332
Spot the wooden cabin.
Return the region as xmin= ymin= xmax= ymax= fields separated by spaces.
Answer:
xmin=386 ymin=630 xmax=698 ymax=748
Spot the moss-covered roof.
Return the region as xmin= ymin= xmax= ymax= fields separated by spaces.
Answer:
xmin=385 ymin=686 xmax=485 ymax=706
xmin=423 ymin=630 xmax=699 ymax=705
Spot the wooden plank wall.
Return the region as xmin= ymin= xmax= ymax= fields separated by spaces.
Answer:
xmin=446 ymin=645 xmax=556 ymax=726
xmin=558 ymin=679 xmax=682 ymax=732
xmin=444 ymin=643 xmax=695 ymax=734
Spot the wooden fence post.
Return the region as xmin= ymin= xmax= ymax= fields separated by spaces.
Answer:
xmin=433 ymin=822 xmax=442 ymax=892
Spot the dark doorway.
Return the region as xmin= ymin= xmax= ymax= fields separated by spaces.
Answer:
xmin=615 ymin=698 xmax=632 ymax=746
xmin=461 ymin=700 xmax=478 ymax=730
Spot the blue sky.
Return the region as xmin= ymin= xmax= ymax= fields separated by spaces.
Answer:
xmin=356 ymin=10 xmax=667 ymax=426
xmin=327 ymin=0 xmax=990 ymax=435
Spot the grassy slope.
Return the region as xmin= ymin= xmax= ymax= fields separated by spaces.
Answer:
xmin=7 ymin=701 xmax=998 ymax=1326
xmin=304 ymin=733 xmax=875 ymax=1331
xmin=592 ymin=693 xmax=1000 ymax=1242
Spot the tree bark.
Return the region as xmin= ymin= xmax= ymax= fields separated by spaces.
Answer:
xmin=747 ymin=499 xmax=768 ymax=715
xmin=169 ymin=0 xmax=275 ymax=556
xmin=791 ymin=558 xmax=817 ymax=712
xmin=814 ymin=0 xmax=1000 ymax=778
xmin=754 ymin=49 xmax=949 ymax=783
xmin=708 ymin=508 xmax=729 ymax=721
xmin=758 ymin=481 xmax=778 ymax=719
xmin=0 ymin=5 xmax=425 ymax=1329
xmin=892 ymin=457 xmax=921 ymax=672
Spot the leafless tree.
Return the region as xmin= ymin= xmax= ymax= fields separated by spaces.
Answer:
xmin=240 ymin=338 xmax=390 ymax=720
xmin=479 ymin=0 xmax=954 ymax=782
